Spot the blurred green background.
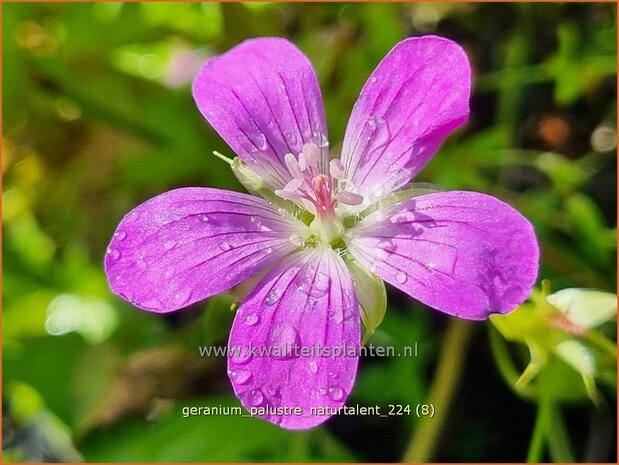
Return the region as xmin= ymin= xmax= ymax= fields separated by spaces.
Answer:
xmin=2 ymin=2 xmax=617 ymax=463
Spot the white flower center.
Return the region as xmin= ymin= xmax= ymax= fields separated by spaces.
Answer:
xmin=274 ymin=143 xmax=363 ymax=243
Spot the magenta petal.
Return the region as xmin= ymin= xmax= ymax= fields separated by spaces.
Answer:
xmin=192 ymin=38 xmax=329 ymax=189
xmin=346 ymin=191 xmax=539 ymax=320
xmin=104 ymin=188 xmax=307 ymax=313
xmin=228 ymin=248 xmax=360 ymax=430
xmin=341 ymin=36 xmax=471 ymax=201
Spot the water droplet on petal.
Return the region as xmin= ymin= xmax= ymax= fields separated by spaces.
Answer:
xmin=245 ymin=313 xmax=259 ymax=326
xmin=285 ymin=132 xmax=297 ymax=145
xmin=501 ymin=286 xmax=523 ymax=303
xmin=164 ymin=240 xmax=176 ymax=250
xmin=107 ymin=248 xmax=121 ymax=260
xmin=328 ymin=386 xmax=345 ymax=401
xmin=250 ymin=215 xmax=263 ymax=229
xmin=330 ymin=307 xmax=344 ymax=324
xmin=268 ymin=322 xmax=300 ymax=359
xmin=395 ymin=271 xmax=408 ymax=284
xmin=313 ymin=130 xmax=329 ymax=148
xmin=231 ymin=369 xmax=252 ymax=385
xmin=248 ymin=389 xmax=264 ymax=406
xmin=230 ymin=351 xmax=252 ymax=365
xmin=265 ymin=290 xmax=280 ymax=306
xmin=219 ymin=241 xmax=232 ymax=251
xmin=308 ymin=361 xmax=319 ymax=374
xmin=367 ymin=116 xmax=383 ymax=129
xmin=319 ymin=388 xmax=327 ymax=395
xmin=295 ymin=267 xmax=330 ymax=298
xmin=343 ymin=303 xmax=355 ymax=319
xmin=289 ymin=233 xmax=303 ymax=246
xmin=114 ymin=231 xmax=127 ymax=241
xmin=200 ymin=214 xmax=209 ymax=223
xmin=171 ymin=288 xmax=193 ymax=307
xmin=254 ymin=133 xmax=268 ymax=151
xmin=141 ymin=296 xmax=162 ymax=309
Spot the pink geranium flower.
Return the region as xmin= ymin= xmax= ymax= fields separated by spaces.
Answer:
xmin=105 ymin=36 xmax=539 ymax=429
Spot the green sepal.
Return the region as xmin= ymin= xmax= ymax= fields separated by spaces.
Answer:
xmin=230 ymin=157 xmax=313 ymax=224
xmin=343 ymin=254 xmax=387 ymax=344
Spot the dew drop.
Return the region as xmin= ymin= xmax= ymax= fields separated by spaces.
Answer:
xmin=114 ymin=231 xmax=127 ymax=241
xmin=245 ymin=313 xmax=259 ymax=326
xmin=367 ymin=116 xmax=383 ymax=129
xmin=330 ymin=307 xmax=344 ymax=324
xmin=164 ymin=240 xmax=176 ymax=250
xmin=395 ymin=271 xmax=408 ymax=284
xmin=289 ymin=233 xmax=303 ymax=246
xmin=328 ymin=386 xmax=345 ymax=401
xmin=265 ymin=290 xmax=280 ymax=306
xmin=136 ymin=254 xmax=146 ymax=269
xmin=268 ymin=322 xmax=300 ymax=359
xmin=313 ymin=130 xmax=329 ymax=148
xmin=231 ymin=369 xmax=252 ymax=385
xmin=255 ymin=133 xmax=268 ymax=151
xmin=141 ymin=296 xmax=162 ymax=309
xmin=501 ymin=286 xmax=523 ymax=303
xmin=285 ymin=132 xmax=298 ymax=145
xmin=319 ymin=388 xmax=327 ymax=395
xmin=172 ymin=288 xmax=193 ymax=306
xmin=295 ymin=268 xmax=330 ymax=298
xmin=369 ymin=76 xmax=378 ymax=84
xmin=200 ymin=214 xmax=209 ymax=223
xmin=308 ymin=361 xmax=319 ymax=374
xmin=230 ymin=351 xmax=252 ymax=365
xmin=250 ymin=215 xmax=263 ymax=228
xmin=219 ymin=241 xmax=232 ymax=251
xmin=248 ymin=389 xmax=264 ymax=406
xmin=107 ymin=248 xmax=121 ymax=260
xmin=343 ymin=303 xmax=355 ymax=319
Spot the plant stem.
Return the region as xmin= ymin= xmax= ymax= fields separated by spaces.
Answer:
xmin=402 ymin=319 xmax=474 ymax=463
xmin=526 ymin=397 xmax=552 ymax=462
xmin=547 ymin=405 xmax=575 ymax=462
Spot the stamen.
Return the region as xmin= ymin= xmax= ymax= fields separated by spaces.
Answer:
xmin=277 ymin=144 xmax=362 ymax=222
xmin=336 ymin=191 xmax=364 ymax=206
xmin=274 ymin=188 xmax=304 ymax=201
xmin=303 ymin=143 xmax=320 ymax=168
xmin=283 ymin=178 xmax=303 ymax=192
xmin=329 ymin=159 xmax=345 ymax=180
xmin=298 ymin=153 xmax=307 ymax=171
xmin=285 ymin=153 xmax=303 ymax=179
